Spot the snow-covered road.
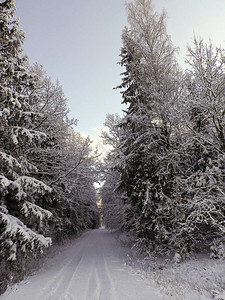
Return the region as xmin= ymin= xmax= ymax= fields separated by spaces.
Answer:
xmin=1 ymin=229 xmax=170 ymax=300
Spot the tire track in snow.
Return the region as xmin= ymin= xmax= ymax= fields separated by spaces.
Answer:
xmin=84 ymin=265 xmax=102 ymax=300
xmin=34 ymin=243 xmax=84 ymax=300
xmin=61 ymin=250 xmax=98 ymax=300
xmin=57 ymin=257 xmax=87 ymax=300
xmin=55 ymin=232 xmax=101 ymax=300
xmin=85 ymin=230 xmax=118 ymax=300
xmin=73 ymin=232 xmax=102 ymax=300
xmin=42 ymin=252 xmax=84 ymax=300
xmin=101 ymin=249 xmax=118 ymax=300
xmin=33 ymin=260 xmax=73 ymax=300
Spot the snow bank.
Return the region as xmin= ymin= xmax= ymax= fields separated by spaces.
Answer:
xmin=118 ymin=232 xmax=225 ymax=300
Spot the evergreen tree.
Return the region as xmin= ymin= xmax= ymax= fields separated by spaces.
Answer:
xmin=0 ymin=0 xmax=52 ymax=290
xmin=115 ymin=0 xmax=182 ymax=254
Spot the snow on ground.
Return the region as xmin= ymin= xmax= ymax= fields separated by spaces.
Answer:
xmin=1 ymin=229 xmax=171 ymax=300
xmin=118 ymin=232 xmax=225 ymax=300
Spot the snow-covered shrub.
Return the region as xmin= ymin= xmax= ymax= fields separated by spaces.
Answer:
xmin=210 ymin=238 xmax=225 ymax=259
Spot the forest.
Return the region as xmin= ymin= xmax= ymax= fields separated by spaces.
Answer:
xmin=0 ymin=0 xmax=225 ymax=295
xmin=100 ymin=0 xmax=225 ymax=262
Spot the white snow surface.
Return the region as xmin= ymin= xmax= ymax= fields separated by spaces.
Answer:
xmin=1 ymin=229 xmax=170 ymax=300
xmin=2 ymin=229 xmax=225 ymax=300
xmin=118 ymin=233 xmax=225 ymax=300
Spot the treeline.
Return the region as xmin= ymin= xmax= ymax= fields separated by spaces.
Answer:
xmin=101 ymin=0 xmax=225 ymax=261
xmin=0 ymin=0 xmax=99 ymax=293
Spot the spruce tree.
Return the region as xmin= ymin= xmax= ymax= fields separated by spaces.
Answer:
xmin=0 ymin=0 xmax=52 ymax=289
xmin=115 ymin=0 xmax=182 ymax=254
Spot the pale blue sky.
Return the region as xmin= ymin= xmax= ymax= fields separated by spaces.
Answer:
xmin=15 ymin=0 xmax=225 ymax=140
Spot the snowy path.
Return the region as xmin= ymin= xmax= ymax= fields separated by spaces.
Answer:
xmin=1 ymin=229 xmax=170 ymax=300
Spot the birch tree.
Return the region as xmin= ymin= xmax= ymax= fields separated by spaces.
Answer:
xmin=178 ymin=39 xmax=225 ymax=258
